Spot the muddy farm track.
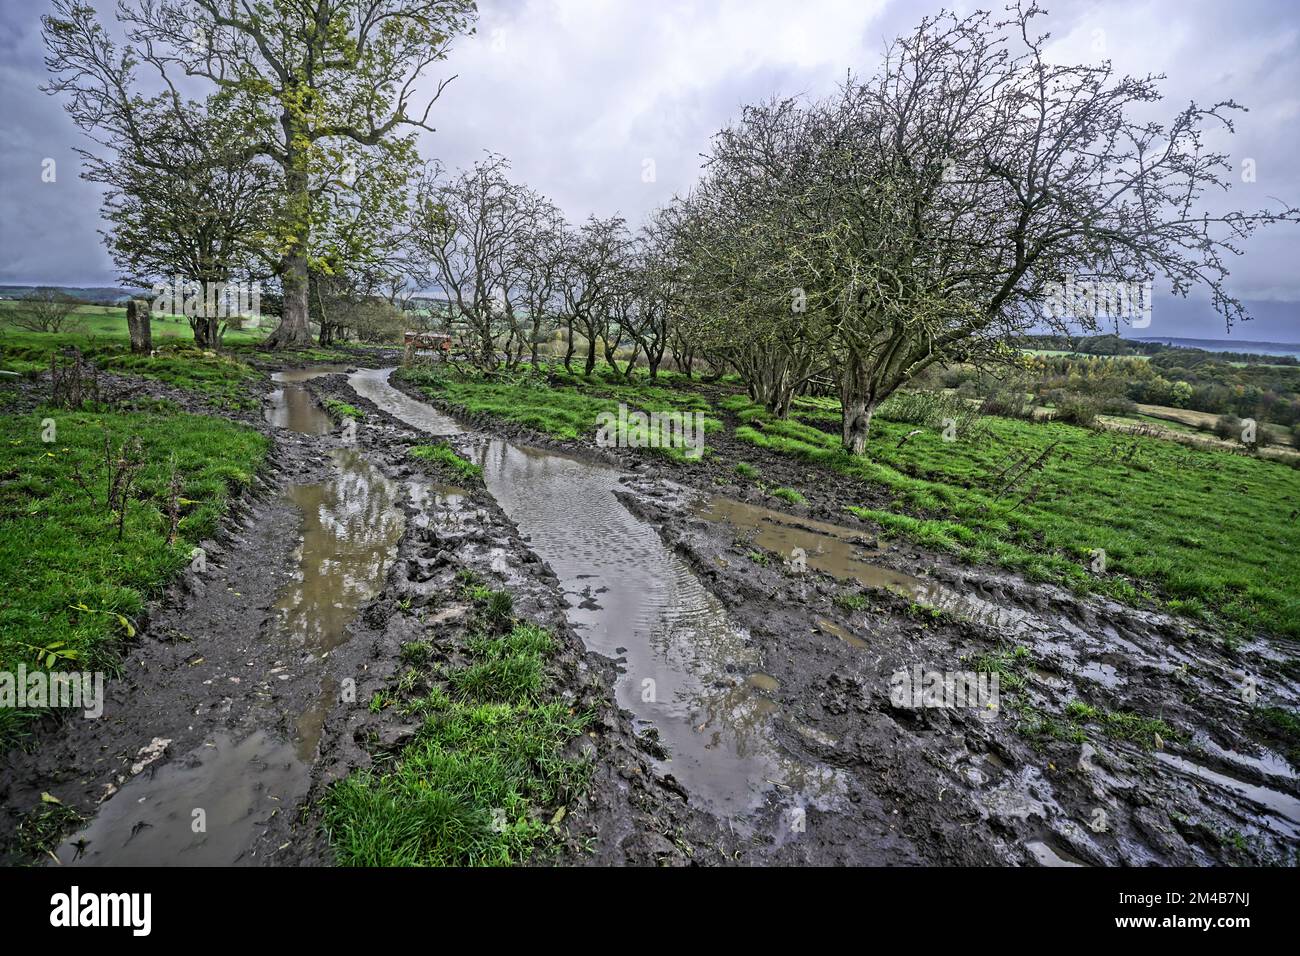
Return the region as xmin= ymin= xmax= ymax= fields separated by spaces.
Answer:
xmin=2 ymin=359 xmax=1297 ymax=867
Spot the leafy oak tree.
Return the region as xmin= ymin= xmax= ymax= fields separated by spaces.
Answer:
xmin=45 ymin=0 xmax=476 ymax=350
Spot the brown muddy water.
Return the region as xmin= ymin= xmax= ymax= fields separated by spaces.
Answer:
xmin=696 ymin=496 xmax=1028 ymax=629
xmin=350 ymin=368 xmax=846 ymax=830
xmin=56 ymin=369 xmax=403 ymax=865
xmin=265 ymin=366 xmax=352 ymax=434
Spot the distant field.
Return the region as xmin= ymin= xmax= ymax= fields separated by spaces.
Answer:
xmin=1131 ymin=402 xmax=1293 ymax=445
xmin=1022 ymin=348 xmax=1150 ymax=361
xmin=0 ymin=302 xmax=268 ymax=368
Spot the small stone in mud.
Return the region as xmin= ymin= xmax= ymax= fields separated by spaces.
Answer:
xmin=129 ymin=737 xmax=172 ymax=776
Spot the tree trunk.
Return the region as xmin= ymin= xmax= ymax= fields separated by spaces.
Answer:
xmin=838 ymin=349 xmax=877 ymax=455
xmin=563 ymin=319 xmax=575 ymax=373
xmin=584 ymin=331 xmax=597 ymax=376
xmin=841 ymin=397 xmax=874 ymax=455
xmin=267 ymin=252 xmax=312 ymax=348
xmin=266 ymin=146 xmax=312 ymax=350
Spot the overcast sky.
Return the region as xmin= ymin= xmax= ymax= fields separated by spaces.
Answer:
xmin=1 ymin=0 xmax=1298 ymax=339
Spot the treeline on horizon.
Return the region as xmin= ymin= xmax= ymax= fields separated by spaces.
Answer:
xmin=1016 ymin=332 xmax=1299 ymax=366
xmin=996 ymin=338 xmax=1300 ymax=431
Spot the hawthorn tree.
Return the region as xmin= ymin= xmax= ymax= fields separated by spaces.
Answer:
xmin=561 ymin=216 xmax=632 ymax=376
xmin=8 ymin=288 xmax=83 ymax=334
xmin=410 ymin=154 xmax=533 ymax=367
xmin=681 ymin=3 xmax=1300 ymax=453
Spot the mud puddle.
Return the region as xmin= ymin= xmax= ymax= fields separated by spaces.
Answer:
xmin=56 ymin=377 xmax=403 ymax=865
xmin=691 ymin=495 xmax=1212 ymax=693
xmin=276 ymin=447 xmax=405 ymax=760
xmin=696 ymin=495 xmax=1027 ymax=629
xmin=346 ymin=369 xmax=846 ymax=831
xmin=476 ymin=442 xmax=844 ymax=823
xmin=265 ymin=366 xmax=352 ymax=434
xmin=1154 ymin=752 xmax=1300 ymax=838
xmin=55 ymin=732 xmax=301 ymax=866
xmin=348 ymin=366 xmax=462 ymax=434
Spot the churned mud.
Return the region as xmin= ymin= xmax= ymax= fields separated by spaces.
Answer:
xmin=3 ymin=360 xmax=1295 ymax=867
xmin=382 ymin=369 xmax=1300 ymax=866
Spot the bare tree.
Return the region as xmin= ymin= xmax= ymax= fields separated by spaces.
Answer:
xmin=412 ymin=154 xmax=534 ymax=368
xmin=679 ymin=4 xmax=1300 ymax=452
xmin=678 ymin=101 xmax=833 ymax=417
xmin=8 ymin=288 xmax=84 ymax=334
xmin=512 ymin=193 xmax=568 ymax=367
xmin=562 ymin=216 xmax=632 ymax=376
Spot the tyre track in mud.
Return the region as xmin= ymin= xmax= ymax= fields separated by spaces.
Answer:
xmin=362 ymin=369 xmax=950 ymax=862
xmin=293 ymin=371 xmax=737 ymax=865
xmin=6 ymin=361 xmax=1294 ymax=867
xmin=1 ymin=362 xmax=736 ymax=867
xmin=0 ymin=368 xmax=363 ymax=864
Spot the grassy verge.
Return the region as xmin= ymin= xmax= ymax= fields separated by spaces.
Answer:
xmin=0 ymin=407 xmax=267 ymax=747
xmin=397 ymin=365 xmax=720 ymax=460
xmin=322 ymin=582 xmax=592 ymax=866
xmin=1 ymin=329 xmax=263 ymax=411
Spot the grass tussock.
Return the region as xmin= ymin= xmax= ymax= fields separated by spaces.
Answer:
xmin=322 ymin=585 xmax=592 ymax=866
xmin=322 ymin=398 xmax=364 ymax=421
xmin=409 ymin=442 xmax=483 ymax=482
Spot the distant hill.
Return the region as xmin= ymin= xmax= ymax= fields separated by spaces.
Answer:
xmin=0 ymin=285 xmax=148 ymax=305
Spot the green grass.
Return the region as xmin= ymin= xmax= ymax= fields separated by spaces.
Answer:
xmin=12 ymin=795 xmax=83 ymax=857
xmin=832 ymin=591 xmax=870 ymax=612
xmin=1251 ymin=706 xmax=1300 ymax=763
xmin=409 ymin=442 xmax=483 ymax=482
xmin=322 ymin=399 xmax=364 ymax=421
xmin=729 ymin=397 xmax=1300 ymax=637
xmin=1011 ymin=696 xmax=1178 ymax=749
xmin=1060 ymin=701 xmax=1179 ymax=749
xmin=0 ymin=407 xmax=267 ymax=747
xmin=1 ymin=326 xmax=263 ymax=411
xmin=322 ymin=603 xmax=592 ymax=866
xmin=966 ymin=645 xmax=1034 ymax=692
xmin=397 ymin=366 xmax=720 ymax=461
xmin=771 ymin=486 xmax=807 ymax=505
xmin=0 ymin=303 xmax=268 ymax=363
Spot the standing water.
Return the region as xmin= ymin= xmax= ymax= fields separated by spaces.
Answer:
xmin=57 ymin=368 xmax=402 ymax=865
xmin=348 ymin=368 xmax=845 ymax=828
